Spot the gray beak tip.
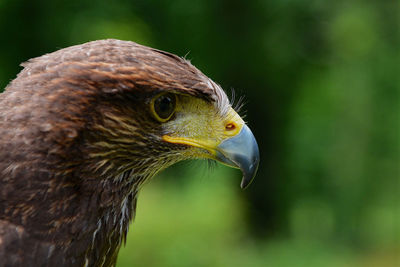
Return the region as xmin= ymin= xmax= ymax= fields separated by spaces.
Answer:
xmin=216 ymin=124 xmax=260 ymax=189
xmin=240 ymin=179 xmax=248 ymax=189
xmin=240 ymin=142 xmax=259 ymax=189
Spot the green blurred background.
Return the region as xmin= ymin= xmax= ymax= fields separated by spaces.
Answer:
xmin=0 ymin=0 xmax=398 ymax=266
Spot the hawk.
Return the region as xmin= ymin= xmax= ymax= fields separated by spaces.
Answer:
xmin=0 ymin=39 xmax=259 ymax=266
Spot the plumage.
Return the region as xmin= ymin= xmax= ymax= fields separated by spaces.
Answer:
xmin=0 ymin=39 xmax=259 ymax=266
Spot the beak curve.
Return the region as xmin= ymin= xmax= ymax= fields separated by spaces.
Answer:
xmin=216 ymin=124 xmax=260 ymax=189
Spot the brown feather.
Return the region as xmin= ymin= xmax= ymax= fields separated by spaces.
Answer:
xmin=0 ymin=39 xmax=229 ymax=266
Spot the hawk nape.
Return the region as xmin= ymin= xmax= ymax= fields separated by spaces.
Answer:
xmin=0 ymin=39 xmax=259 ymax=266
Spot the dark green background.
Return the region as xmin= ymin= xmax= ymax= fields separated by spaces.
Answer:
xmin=0 ymin=0 xmax=398 ymax=266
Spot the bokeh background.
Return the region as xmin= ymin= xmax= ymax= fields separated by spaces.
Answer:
xmin=0 ymin=0 xmax=398 ymax=266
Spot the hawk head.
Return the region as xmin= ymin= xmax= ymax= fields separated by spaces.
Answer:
xmin=0 ymin=39 xmax=259 ymax=266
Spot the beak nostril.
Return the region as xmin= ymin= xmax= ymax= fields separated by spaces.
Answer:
xmin=225 ymin=123 xmax=236 ymax=131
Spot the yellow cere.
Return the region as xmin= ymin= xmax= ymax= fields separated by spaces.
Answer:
xmin=162 ymin=94 xmax=244 ymax=158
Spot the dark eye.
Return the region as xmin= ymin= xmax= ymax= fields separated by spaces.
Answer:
xmin=152 ymin=93 xmax=177 ymax=121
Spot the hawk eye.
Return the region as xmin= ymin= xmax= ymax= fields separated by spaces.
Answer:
xmin=151 ymin=93 xmax=177 ymax=122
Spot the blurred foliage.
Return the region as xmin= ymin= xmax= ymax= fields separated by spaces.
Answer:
xmin=0 ymin=0 xmax=398 ymax=266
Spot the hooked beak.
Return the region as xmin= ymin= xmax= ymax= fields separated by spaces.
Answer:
xmin=162 ymin=108 xmax=259 ymax=189
xmin=215 ymin=124 xmax=259 ymax=189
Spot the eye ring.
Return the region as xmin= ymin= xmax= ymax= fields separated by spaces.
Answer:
xmin=150 ymin=93 xmax=177 ymax=122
